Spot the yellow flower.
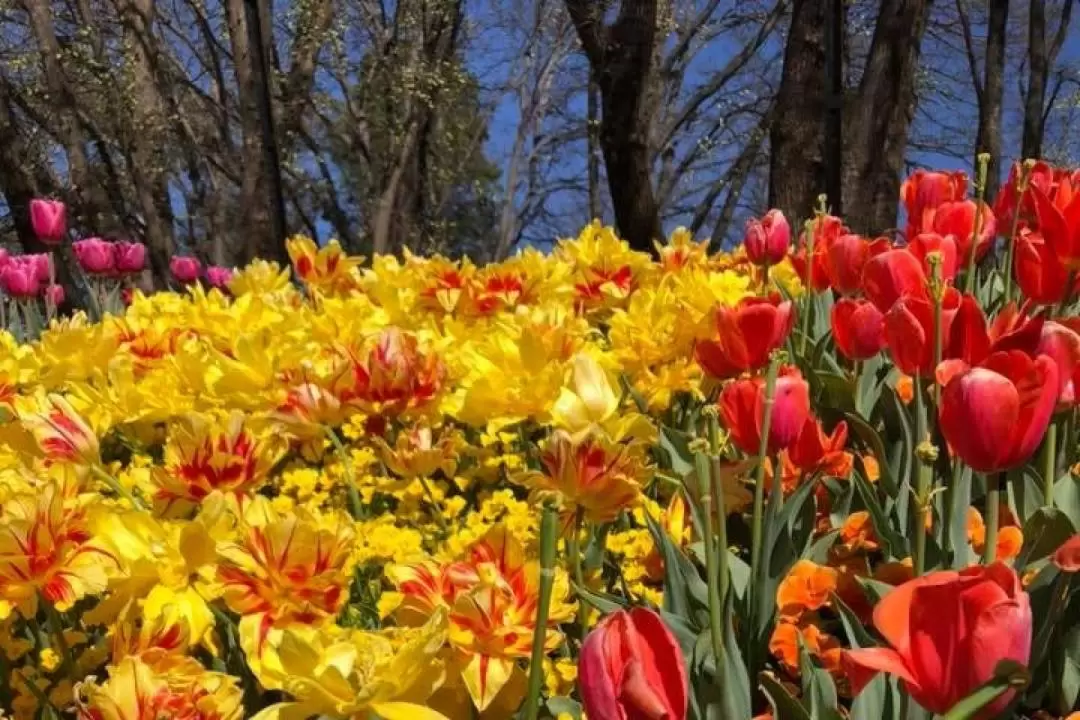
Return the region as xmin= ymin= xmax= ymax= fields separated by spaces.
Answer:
xmin=286 ymin=235 xmax=363 ymax=296
xmin=15 ymin=392 xmax=99 ymax=467
xmin=551 ymin=353 xmax=654 ymax=443
xmin=243 ymin=609 xmax=450 ymax=720
xmin=39 ymin=647 xmax=60 ymax=672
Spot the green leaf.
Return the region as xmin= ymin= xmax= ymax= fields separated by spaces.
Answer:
xmin=646 ymin=514 xmax=708 ymax=617
xmin=659 ymin=425 xmax=696 ymax=478
xmin=1058 ymin=625 xmax=1080 ymax=712
xmin=719 ymin=593 xmax=753 ymax=720
xmin=849 ymin=675 xmax=892 ymax=720
xmin=854 ymin=576 xmax=896 ymax=606
xmin=761 ymin=672 xmax=812 ymax=720
xmin=946 ymin=464 xmax=973 ymax=569
xmin=799 ymin=641 xmax=841 ymax=720
xmin=1055 ymin=473 xmax=1080 ymax=531
xmin=832 ymin=592 xmax=877 ymax=649
xmin=845 ymin=412 xmax=901 ymax=498
xmin=802 ymin=530 xmax=839 ymax=564
xmin=573 ymin=584 xmax=628 ymax=615
xmin=546 ymin=696 xmax=582 ymax=719
xmin=851 ymin=464 xmax=906 ymax=559
xmin=1016 ymin=507 xmax=1077 ymax=569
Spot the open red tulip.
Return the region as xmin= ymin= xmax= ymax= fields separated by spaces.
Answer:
xmin=1032 ymin=172 xmax=1080 ymax=269
xmin=844 ymin=562 xmax=1031 ymax=718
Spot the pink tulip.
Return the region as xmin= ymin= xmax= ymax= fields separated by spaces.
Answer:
xmin=170 ymin=255 xmax=202 ymax=284
xmin=0 ymin=260 xmax=41 ymax=298
xmin=44 ymin=283 xmax=65 ymax=306
xmin=29 ymin=198 xmax=67 ymax=245
xmin=113 ymin=241 xmax=147 ymax=274
xmin=21 ymin=253 xmax=53 ymax=283
xmin=0 ymin=248 xmax=9 ymax=271
xmin=745 ymin=209 xmax=791 ymax=266
xmin=206 ymin=265 xmax=234 ymax=289
xmin=73 ymin=238 xmax=116 ymax=276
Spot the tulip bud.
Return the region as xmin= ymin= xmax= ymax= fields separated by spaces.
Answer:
xmin=170 ymin=255 xmax=203 ymax=284
xmin=44 ymin=283 xmax=65 ymax=306
xmin=29 ymin=198 xmax=67 ymax=245
xmin=745 ymin=209 xmax=791 ymax=266
xmin=579 ymin=608 xmax=688 ymax=720
xmin=73 ymin=238 xmax=116 ymax=276
xmin=113 ymin=241 xmax=147 ymax=275
xmin=206 ymin=265 xmax=235 ymax=290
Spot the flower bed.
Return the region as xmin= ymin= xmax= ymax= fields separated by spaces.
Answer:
xmin=0 ymin=164 xmax=1079 ymax=720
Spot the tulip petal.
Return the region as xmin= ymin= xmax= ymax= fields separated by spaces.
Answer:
xmin=626 ymin=607 xmax=688 ymax=719
xmin=939 ymin=366 xmax=1019 ymax=473
xmin=579 ymin=620 xmax=624 ymax=720
xmin=862 ymin=250 xmax=927 ymax=312
xmin=843 ymin=647 xmax=919 ymax=690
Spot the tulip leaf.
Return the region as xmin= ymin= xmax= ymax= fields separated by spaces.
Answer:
xmin=1057 ymin=626 xmax=1080 ymax=712
xmin=760 ymin=672 xmax=812 ymax=720
xmin=845 ymin=412 xmax=901 ymax=498
xmin=851 ymin=463 xmax=906 ymax=559
xmin=849 ymin=674 xmax=893 ymax=720
xmin=1016 ymin=507 xmax=1077 ymax=569
xmin=854 ymin=576 xmax=896 ymax=606
xmin=658 ymin=425 xmax=696 ymax=478
xmin=646 ymin=514 xmax=708 ymax=619
xmin=946 ymin=463 xmax=973 ymax=568
xmin=721 ymin=592 xmax=753 ymax=720
xmin=545 ymin=696 xmax=582 ymax=719
xmin=572 ymin=584 xmax=627 ymax=615
xmin=801 ymin=529 xmax=839 ymax=564
xmin=1054 ymin=472 xmax=1080 ymax=531
xmin=831 ymin=592 xmax=877 ymax=650
xmin=799 ymin=642 xmax=841 ymax=720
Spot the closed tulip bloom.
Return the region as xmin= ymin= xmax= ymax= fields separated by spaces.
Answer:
xmin=29 ymin=198 xmax=67 ymax=245
xmin=831 ymin=298 xmax=885 ymax=360
xmin=861 ymin=249 xmax=927 ymax=313
xmin=720 ymin=367 xmax=810 ymax=456
xmin=26 ymin=253 xmax=52 ymax=283
xmin=845 ymin=563 xmax=1031 ymax=719
xmin=932 ymin=200 xmax=996 ymax=264
xmin=206 ymin=266 xmax=235 ymax=289
xmin=938 ymin=350 xmax=1058 ymax=473
xmin=694 ymin=296 xmax=794 ymax=379
xmin=44 ymin=284 xmax=65 ymax=306
xmin=0 ymin=259 xmax=41 ymax=298
xmin=114 ymin=241 xmax=147 ymax=274
xmin=579 ymin=607 xmax=688 ymax=720
xmin=170 ymin=255 xmax=203 ymax=284
xmin=73 ymin=238 xmax=116 ymax=275
xmin=745 ymin=209 xmax=790 ymax=266
xmin=884 ymin=289 xmax=960 ymax=377
xmin=1013 ymin=227 xmax=1074 ymax=305
xmin=825 ymin=233 xmax=889 ymax=294
xmin=994 ymin=160 xmax=1054 ymax=232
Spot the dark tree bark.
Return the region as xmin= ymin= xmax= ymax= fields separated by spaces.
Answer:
xmin=566 ymin=0 xmax=663 ymax=252
xmin=769 ymin=0 xmax=827 ymax=225
xmin=587 ymin=71 xmax=602 ymax=222
xmin=976 ymin=0 xmax=1009 ymax=200
xmin=842 ymin=0 xmax=933 ymax=235
xmin=1021 ymin=0 xmax=1073 ymax=160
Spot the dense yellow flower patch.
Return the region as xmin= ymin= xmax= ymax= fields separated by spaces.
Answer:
xmin=0 ymin=224 xmax=799 ymax=719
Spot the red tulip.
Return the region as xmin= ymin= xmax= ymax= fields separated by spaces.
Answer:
xmin=114 ymin=242 xmax=147 ymax=274
xmin=694 ymin=296 xmax=794 ymax=379
xmin=1035 ymin=320 xmax=1080 ymax=408
xmin=791 ymin=215 xmax=845 ymax=293
xmin=825 ymin=233 xmax=889 ymax=294
xmin=170 ymin=255 xmax=202 ymax=284
xmin=938 ymin=350 xmax=1058 ymax=473
xmin=948 ymin=297 xmax=1043 ymax=367
xmin=994 ymin=160 xmax=1054 ymax=233
xmin=73 ymin=238 xmax=116 ymax=276
xmin=789 ymin=416 xmax=852 ymax=479
xmin=831 ymin=298 xmax=885 ymax=360
xmin=906 ymin=233 xmax=959 ymax=283
xmin=884 ymin=289 xmax=960 ymax=377
xmin=1032 ymin=170 xmax=1080 ymax=268
xmin=900 ymin=169 xmax=967 ymax=237
xmin=844 ymin=562 xmax=1031 ymax=718
xmin=206 ymin=266 xmax=235 ymax=290
xmin=0 ymin=259 xmax=40 ymax=298
xmin=44 ymin=283 xmax=65 ymax=306
xmin=1013 ymin=227 xmax=1074 ymax=305
xmin=719 ymin=366 xmax=810 ymax=456
xmin=932 ymin=200 xmax=997 ymax=265
xmin=579 ymin=607 xmax=688 ymax=720
xmin=745 ymin=209 xmax=791 ymax=266
xmin=29 ymin=198 xmax=67 ymax=245
xmin=1053 ymin=534 xmax=1080 ymax=572
xmin=862 ymin=249 xmax=927 ymax=313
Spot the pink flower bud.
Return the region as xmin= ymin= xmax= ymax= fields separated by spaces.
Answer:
xmin=73 ymin=238 xmax=116 ymax=276
xmin=206 ymin=265 xmax=234 ymax=290
xmin=44 ymin=283 xmax=65 ymax=306
xmin=744 ymin=209 xmax=791 ymax=266
xmin=170 ymin=255 xmax=202 ymax=284
xmin=113 ymin=241 xmax=147 ymax=274
xmin=29 ymin=199 xmax=67 ymax=245
xmin=1 ymin=259 xmax=42 ymax=298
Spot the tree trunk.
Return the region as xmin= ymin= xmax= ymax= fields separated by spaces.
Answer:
xmin=1021 ymin=0 xmax=1073 ymax=160
xmin=976 ymin=0 xmax=1009 ymax=200
xmin=587 ymin=71 xmax=602 ymax=222
xmin=566 ymin=0 xmax=663 ymax=252
xmin=842 ymin=0 xmax=933 ymax=236
xmin=769 ymin=0 xmax=827 ymax=225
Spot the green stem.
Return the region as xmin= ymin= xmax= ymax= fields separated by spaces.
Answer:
xmin=799 ymin=221 xmax=816 ymax=356
xmin=1001 ymin=177 xmax=1027 ymax=305
xmin=324 ymin=426 xmax=364 ymax=520
xmin=943 ymin=457 xmax=962 ymax=568
xmin=984 ymin=472 xmax=1004 ymax=564
xmin=964 ymin=154 xmax=990 ymax=295
xmin=1042 ymin=421 xmax=1058 ymax=509
xmin=913 ymin=375 xmax=931 ymax=576
xmin=1066 ymin=408 xmax=1078 ymax=470
xmin=697 ymin=451 xmax=724 ymax=665
xmin=89 ymin=464 xmax=146 ymax=511
xmin=750 ymin=355 xmax=780 ymax=624
xmin=40 ymin=594 xmax=74 ymax=677
xmin=523 ymin=503 xmax=558 ymax=720
xmin=706 ymin=413 xmax=730 ymax=608
xmin=568 ymin=507 xmax=586 ymax=639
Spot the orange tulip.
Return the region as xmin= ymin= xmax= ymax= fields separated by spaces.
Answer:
xmin=938 ymin=350 xmax=1058 ymax=473
xmin=844 ymin=563 xmax=1031 ymax=718
xmin=694 ymin=296 xmax=794 ymax=380
xmin=719 ymin=367 xmax=809 ymax=456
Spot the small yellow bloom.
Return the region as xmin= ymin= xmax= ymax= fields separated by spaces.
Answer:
xmin=39 ymin=647 xmax=60 ymax=672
